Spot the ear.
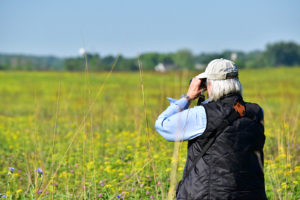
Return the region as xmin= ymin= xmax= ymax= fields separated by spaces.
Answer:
xmin=207 ymin=80 xmax=211 ymax=90
xmin=207 ymin=80 xmax=211 ymax=86
xmin=207 ymin=80 xmax=212 ymax=98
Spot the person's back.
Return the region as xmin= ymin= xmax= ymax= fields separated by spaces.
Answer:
xmin=176 ymin=94 xmax=267 ymax=200
xmin=155 ymin=58 xmax=267 ymax=200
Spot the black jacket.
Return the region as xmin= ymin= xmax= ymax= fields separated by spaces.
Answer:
xmin=176 ymin=94 xmax=267 ymax=200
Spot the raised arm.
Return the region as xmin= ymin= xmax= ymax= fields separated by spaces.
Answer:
xmin=154 ymin=97 xmax=207 ymax=141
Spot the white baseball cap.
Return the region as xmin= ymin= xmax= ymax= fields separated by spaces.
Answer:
xmin=196 ymin=58 xmax=239 ymax=80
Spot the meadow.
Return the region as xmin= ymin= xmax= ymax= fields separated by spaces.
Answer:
xmin=0 ymin=67 xmax=299 ymax=199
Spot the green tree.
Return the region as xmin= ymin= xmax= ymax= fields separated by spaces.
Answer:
xmin=158 ymin=53 xmax=174 ymax=65
xmin=87 ymin=53 xmax=101 ymax=71
xmin=194 ymin=53 xmax=223 ymax=65
xmin=139 ymin=53 xmax=160 ymax=70
xmin=173 ymin=49 xmax=194 ymax=69
xmin=264 ymin=41 xmax=300 ymax=66
xmin=116 ymin=56 xmax=138 ymax=71
xmin=100 ymin=55 xmax=115 ymax=71
xmin=64 ymin=57 xmax=84 ymax=71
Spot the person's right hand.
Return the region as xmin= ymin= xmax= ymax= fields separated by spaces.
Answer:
xmin=187 ymin=78 xmax=205 ymax=100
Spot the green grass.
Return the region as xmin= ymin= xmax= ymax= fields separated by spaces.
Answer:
xmin=0 ymin=67 xmax=299 ymax=199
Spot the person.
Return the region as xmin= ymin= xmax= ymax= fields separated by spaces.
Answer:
xmin=155 ymin=58 xmax=267 ymax=200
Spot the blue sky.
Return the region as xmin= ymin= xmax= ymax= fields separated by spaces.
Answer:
xmin=0 ymin=0 xmax=299 ymax=57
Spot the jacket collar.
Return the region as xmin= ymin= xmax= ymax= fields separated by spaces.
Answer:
xmin=219 ymin=93 xmax=243 ymax=105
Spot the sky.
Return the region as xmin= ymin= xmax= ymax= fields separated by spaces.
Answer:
xmin=0 ymin=0 xmax=300 ymax=57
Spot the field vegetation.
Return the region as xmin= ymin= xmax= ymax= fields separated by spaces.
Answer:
xmin=0 ymin=67 xmax=299 ymax=199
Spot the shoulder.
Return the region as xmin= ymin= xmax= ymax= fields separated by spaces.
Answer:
xmin=202 ymin=100 xmax=220 ymax=113
xmin=244 ymin=102 xmax=264 ymax=121
xmin=245 ymin=102 xmax=263 ymax=113
xmin=189 ymin=105 xmax=206 ymax=116
xmin=201 ymin=101 xmax=231 ymax=133
xmin=202 ymin=100 xmax=232 ymax=118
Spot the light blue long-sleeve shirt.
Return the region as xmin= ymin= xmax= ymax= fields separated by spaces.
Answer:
xmin=155 ymin=97 xmax=208 ymax=141
xmin=155 ymin=96 xmax=265 ymax=142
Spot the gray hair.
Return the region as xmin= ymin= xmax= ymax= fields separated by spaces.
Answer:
xmin=208 ymin=78 xmax=243 ymax=101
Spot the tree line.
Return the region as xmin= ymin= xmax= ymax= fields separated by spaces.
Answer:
xmin=0 ymin=41 xmax=299 ymax=71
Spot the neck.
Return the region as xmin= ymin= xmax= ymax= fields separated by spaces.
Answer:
xmin=220 ymin=92 xmax=241 ymax=100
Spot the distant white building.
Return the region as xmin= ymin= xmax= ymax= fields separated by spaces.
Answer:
xmin=154 ymin=63 xmax=177 ymax=72
xmin=231 ymin=53 xmax=238 ymax=61
xmin=154 ymin=63 xmax=166 ymax=72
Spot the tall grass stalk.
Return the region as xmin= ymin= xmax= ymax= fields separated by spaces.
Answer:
xmin=37 ymin=56 xmax=119 ymax=199
xmin=51 ymin=81 xmax=61 ymax=200
xmin=137 ymin=57 xmax=162 ymax=199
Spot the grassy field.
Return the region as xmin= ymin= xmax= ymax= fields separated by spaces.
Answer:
xmin=0 ymin=67 xmax=299 ymax=199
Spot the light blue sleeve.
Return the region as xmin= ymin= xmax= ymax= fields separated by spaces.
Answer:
xmin=154 ymin=97 xmax=207 ymax=142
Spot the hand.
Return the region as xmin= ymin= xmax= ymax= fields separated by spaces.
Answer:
xmin=186 ymin=78 xmax=206 ymax=100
